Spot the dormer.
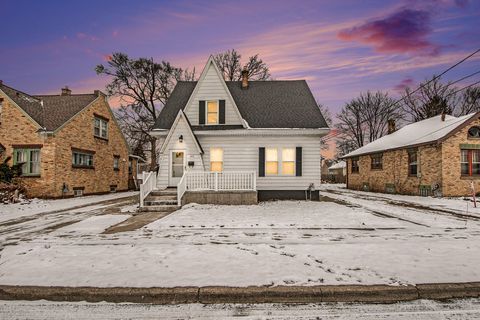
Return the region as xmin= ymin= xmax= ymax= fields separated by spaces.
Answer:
xmin=183 ymin=56 xmax=245 ymax=127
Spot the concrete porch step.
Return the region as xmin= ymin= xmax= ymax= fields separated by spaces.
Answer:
xmin=145 ymin=195 xmax=177 ymax=201
xmin=138 ymin=205 xmax=180 ymax=212
xmin=144 ymin=199 xmax=178 ymax=206
xmin=150 ymin=190 xmax=177 ymax=197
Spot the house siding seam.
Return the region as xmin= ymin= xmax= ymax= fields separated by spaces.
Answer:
xmin=183 ymin=62 xmax=243 ymax=126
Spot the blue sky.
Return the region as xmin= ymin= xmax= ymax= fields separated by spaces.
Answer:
xmin=1 ymin=0 xmax=479 ymax=115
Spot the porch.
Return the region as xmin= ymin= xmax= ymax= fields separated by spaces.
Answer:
xmin=140 ymin=171 xmax=257 ymax=209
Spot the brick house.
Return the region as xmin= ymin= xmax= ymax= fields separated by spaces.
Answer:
xmin=343 ymin=112 xmax=480 ymax=197
xmin=0 ymin=82 xmax=130 ymax=198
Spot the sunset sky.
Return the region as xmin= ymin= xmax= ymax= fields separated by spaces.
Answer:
xmin=2 ymin=0 xmax=480 ymax=118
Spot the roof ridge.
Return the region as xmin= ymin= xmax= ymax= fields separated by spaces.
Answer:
xmin=0 ymin=83 xmax=41 ymax=102
xmin=34 ymin=93 xmax=97 ymax=97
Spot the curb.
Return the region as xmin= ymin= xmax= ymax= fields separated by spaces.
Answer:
xmin=1 ymin=283 xmax=480 ymax=304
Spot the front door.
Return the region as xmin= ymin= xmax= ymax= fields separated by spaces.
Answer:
xmin=169 ymin=151 xmax=185 ymax=186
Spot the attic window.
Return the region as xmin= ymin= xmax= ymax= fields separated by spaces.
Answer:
xmin=468 ymin=126 xmax=480 ymax=138
xmin=207 ymin=101 xmax=218 ymax=124
xmin=94 ymin=116 xmax=108 ymax=139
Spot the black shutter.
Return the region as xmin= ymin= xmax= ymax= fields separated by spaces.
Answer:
xmin=199 ymin=100 xmax=205 ymax=125
xmin=259 ymin=147 xmax=265 ymax=177
xmin=219 ymin=100 xmax=226 ymax=124
xmin=296 ymin=147 xmax=302 ymax=176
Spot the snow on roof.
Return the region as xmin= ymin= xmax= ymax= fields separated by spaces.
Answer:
xmin=329 ymin=160 xmax=346 ymax=169
xmin=343 ymin=113 xmax=477 ymax=158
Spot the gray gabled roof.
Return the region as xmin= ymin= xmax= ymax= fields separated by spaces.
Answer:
xmin=0 ymin=83 xmax=98 ymax=131
xmin=153 ymin=80 xmax=328 ymax=129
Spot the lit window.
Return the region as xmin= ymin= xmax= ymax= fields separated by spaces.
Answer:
xmin=207 ymin=101 xmax=218 ymax=124
xmin=72 ymin=151 xmax=94 ymax=168
xmin=13 ymin=148 xmax=41 ymax=176
xmin=462 ymin=149 xmax=480 ymax=176
xmin=282 ymin=148 xmax=295 ymax=175
xmin=266 ymin=148 xmax=278 ymax=175
xmin=94 ymin=117 xmax=108 ymax=139
xmin=210 ymin=148 xmax=223 ymax=172
xmin=408 ymin=149 xmax=418 ymax=176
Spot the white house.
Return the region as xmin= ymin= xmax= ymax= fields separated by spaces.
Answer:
xmin=142 ymin=56 xmax=329 ymax=209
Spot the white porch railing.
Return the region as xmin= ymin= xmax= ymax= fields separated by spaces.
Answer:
xmin=140 ymin=171 xmax=156 ymax=207
xmin=177 ymin=171 xmax=256 ymax=203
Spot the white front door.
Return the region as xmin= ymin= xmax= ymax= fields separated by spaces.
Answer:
xmin=169 ymin=151 xmax=185 ymax=186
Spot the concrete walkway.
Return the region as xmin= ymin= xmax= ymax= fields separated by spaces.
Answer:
xmin=1 ymin=282 xmax=479 ymax=304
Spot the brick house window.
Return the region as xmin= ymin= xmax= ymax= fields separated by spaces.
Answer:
xmin=461 ymin=149 xmax=480 ymax=176
xmin=351 ymin=157 xmax=359 ymax=173
xmin=468 ymin=126 xmax=480 ymax=138
xmin=94 ymin=117 xmax=108 ymax=139
xmin=408 ymin=149 xmax=418 ymax=176
xmin=371 ymin=153 xmax=383 ymax=170
xmin=113 ymin=156 xmax=120 ymax=171
xmin=13 ymin=148 xmax=41 ymax=176
xmin=72 ymin=151 xmax=94 ymax=168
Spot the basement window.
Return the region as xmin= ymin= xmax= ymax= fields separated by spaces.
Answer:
xmin=73 ymin=188 xmax=84 ymax=197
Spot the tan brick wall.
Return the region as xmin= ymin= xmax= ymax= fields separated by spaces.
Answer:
xmin=0 ymin=92 xmax=129 ymax=198
xmin=346 ymin=144 xmax=442 ymax=196
xmin=346 ymin=116 xmax=480 ymax=197
xmin=441 ymin=117 xmax=480 ymax=197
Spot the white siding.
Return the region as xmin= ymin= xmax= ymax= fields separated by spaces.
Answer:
xmin=184 ymin=62 xmax=243 ymax=126
xmin=156 ymin=117 xmax=203 ymax=188
xmin=199 ymin=135 xmax=321 ymax=190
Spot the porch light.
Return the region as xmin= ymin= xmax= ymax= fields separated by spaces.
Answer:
xmin=179 ymin=135 xmax=183 ymax=143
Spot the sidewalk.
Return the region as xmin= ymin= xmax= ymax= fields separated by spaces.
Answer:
xmin=1 ymin=282 xmax=479 ymax=304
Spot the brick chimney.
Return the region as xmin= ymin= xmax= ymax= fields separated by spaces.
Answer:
xmin=61 ymin=86 xmax=71 ymax=96
xmin=387 ymin=119 xmax=396 ymax=134
xmin=241 ymin=68 xmax=249 ymax=89
xmin=0 ymin=80 xmax=3 ymax=86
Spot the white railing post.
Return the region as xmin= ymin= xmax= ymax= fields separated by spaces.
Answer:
xmin=214 ymin=172 xmax=218 ymax=191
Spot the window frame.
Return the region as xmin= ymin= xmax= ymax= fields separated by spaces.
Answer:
xmin=72 ymin=151 xmax=95 ymax=169
xmin=113 ymin=155 xmax=120 ymax=171
xmin=13 ymin=148 xmax=41 ymax=176
xmin=210 ymin=147 xmax=223 ymax=172
xmin=281 ymin=148 xmax=296 ymax=176
xmin=94 ymin=116 xmax=108 ymax=139
xmin=461 ymin=149 xmax=480 ymax=176
xmin=408 ymin=149 xmax=418 ymax=177
xmin=206 ymin=100 xmax=219 ymax=125
xmin=370 ymin=153 xmax=383 ymax=170
xmin=351 ymin=157 xmax=359 ymax=173
xmin=468 ymin=126 xmax=480 ymax=139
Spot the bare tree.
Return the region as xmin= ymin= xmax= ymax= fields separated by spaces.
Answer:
xmin=457 ymin=86 xmax=480 ymax=116
xmin=336 ymin=91 xmax=401 ymax=150
xmin=95 ymin=52 xmax=195 ymax=169
xmin=318 ymin=103 xmax=333 ymax=127
xmin=401 ymin=77 xmax=459 ymax=122
xmin=213 ymin=49 xmax=271 ymax=81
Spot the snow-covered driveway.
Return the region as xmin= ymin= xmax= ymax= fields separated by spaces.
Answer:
xmin=0 ymin=186 xmax=479 ymax=288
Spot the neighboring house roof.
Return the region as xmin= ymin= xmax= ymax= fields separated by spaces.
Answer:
xmin=343 ymin=113 xmax=478 ymax=158
xmin=0 ymin=83 xmax=98 ymax=131
xmin=154 ymin=80 xmax=328 ymax=130
xmin=329 ymin=160 xmax=346 ymax=170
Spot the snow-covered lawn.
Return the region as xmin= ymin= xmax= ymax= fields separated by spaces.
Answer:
xmin=1 ymin=187 xmax=480 ymax=288
xmin=0 ymin=191 xmax=138 ymax=223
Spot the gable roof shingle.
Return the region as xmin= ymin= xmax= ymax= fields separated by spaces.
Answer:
xmin=153 ymin=80 xmax=328 ymax=130
xmin=0 ymin=83 xmax=98 ymax=131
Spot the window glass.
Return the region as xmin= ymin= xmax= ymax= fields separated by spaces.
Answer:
xmin=13 ymin=148 xmax=41 ymax=175
xmin=94 ymin=117 xmax=108 ymax=138
xmin=72 ymin=152 xmax=94 ymax=167
xmin=351 ymin=158 xmax=359 ymax=173
xmin=282 ymin=148 xmax=295 ymax=175
xmin=371 ymin=154 xmax=383 ymax=170
xmin=265 ymin=148 xmax=278 ymax=175
xmin=207 ymin=101 xmax=218 ymax=124
xmin=210 ymin=148 xmax=223 ymax=172
xmin=473 ymin=150 xmax=480 ymax=175
xmin=408 ymin=150 xmax=418 ymax=176
xmin=468 ymin=126 xmax=480 ymax=138
xmin=114 ymin=156 xmax=120 ymax=169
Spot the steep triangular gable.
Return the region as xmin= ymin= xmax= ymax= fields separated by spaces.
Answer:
xmin=160 ymin=110 xmax=203 ymax=154
xmin=183 ymin=56 xmax=246 ymax=127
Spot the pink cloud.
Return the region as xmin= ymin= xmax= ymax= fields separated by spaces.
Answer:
xmin=337 ymin=8 xmax=441 ymax=56
xmin=393 ymin=77 xmax=415 ymax=92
